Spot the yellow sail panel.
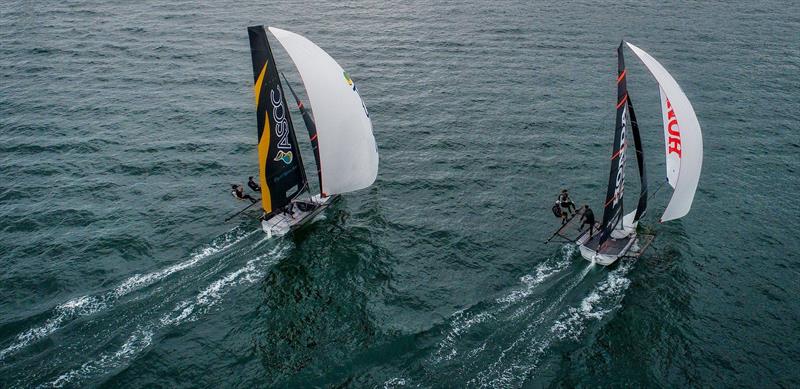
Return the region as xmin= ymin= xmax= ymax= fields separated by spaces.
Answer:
xmin=254 ymin=63 xmax=272 ymax=212
xmin=258 ymin=120 xmax=271 ymax=212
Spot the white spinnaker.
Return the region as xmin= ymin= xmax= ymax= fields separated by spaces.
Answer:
xmin=269 ymin=27 xmax=378 ymax=196
xmin=659 ymin=86 xmax=680 ymax=188
xmin=626 ymin=42 xmax=702 ymax=222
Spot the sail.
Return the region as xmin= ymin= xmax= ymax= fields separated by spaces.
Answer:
xmin=626 ymin=42 xmax=703 ymax=222
xmin=268 ymin=27 xmax=378 ymax=196
xmin=599 ymin=41 xmax=629 ymax=244
xmin=627 ymin=95 xmax=647 ymax=222
xmin=659 ymin=86 xmax=680 ymax=188
xmin=248 ymin=26 xmax=307 ymax=213
xmin=281 ymin=72 xmax=322 ymax=194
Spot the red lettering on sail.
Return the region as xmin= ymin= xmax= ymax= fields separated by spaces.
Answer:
xmin=665 ymin=99 xmax=682 ymax=158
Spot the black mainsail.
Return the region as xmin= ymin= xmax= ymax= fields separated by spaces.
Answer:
xmin=598 ymin=42 xmax=629 ymax=244
xmin=627 ymin=95 xmax=648 ymax=222
xmin=248 ymin=26 xmax=307 ymax=214
xmin=281 ymin=72 xmax=323 ymax=194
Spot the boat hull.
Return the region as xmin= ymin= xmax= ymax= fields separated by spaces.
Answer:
xmin=576 ymin=231 xmax=636 ymax=266
xmin=261 ymin=194 xmax=339 ymax=237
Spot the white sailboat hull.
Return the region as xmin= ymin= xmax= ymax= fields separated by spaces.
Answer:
xmin=576 ymin=230 xmax=636 ymax=266
xmin=261 ymin=194 xmax=338 ymax=237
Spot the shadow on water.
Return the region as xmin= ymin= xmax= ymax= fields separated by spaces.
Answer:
xmin=254 ymin=211 xmax=392 ymax=387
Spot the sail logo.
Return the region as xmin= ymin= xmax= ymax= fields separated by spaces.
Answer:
xmin=665 ymin=99 xmax=682 ymax=157
xmin=612 ymin=107 xmax=627 ymax=207
xmin=344 ymin=71 xmax=370 ymax=118
xmin=274 ymin=150 xmax=293 ymax=165
xmin=270 ymin=88 xmax=292 ymax=150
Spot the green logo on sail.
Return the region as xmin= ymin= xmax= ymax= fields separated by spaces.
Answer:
xmin=274 ymin=150 xmax=293 ymax=165
xmin=343 ymin=71 xmax=353 ymax=87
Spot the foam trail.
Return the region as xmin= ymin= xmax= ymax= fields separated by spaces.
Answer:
xmin=432 ymin=244 xmax=575 ymax=364
xmin=551 ymin=259 xmax=634 ymax=341
xmin=497 ymin=244 xmax=574 ymax=305
xmin=0 ymin=228 xmax=255 ymax=362
xmin=473 ymin=262 xmax=593 ymax=387
xmin=47 ymin=328 xmax=154 ymax=388
xmin=45 ymin=243 xmax=289 ymax=388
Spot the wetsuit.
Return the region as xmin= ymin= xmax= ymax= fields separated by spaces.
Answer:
xmin=248 ymin=178 xmax=261 ymax=192
xmin=232 ymin=186 xmax=257 ymax=203
xmin=580 ymin=208 xmax=596 ymax=238
xmin=559 ymin=193 xmax=576 ymax=215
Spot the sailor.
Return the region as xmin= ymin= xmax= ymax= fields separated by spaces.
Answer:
xmin=558 ymin=189 xmax=576 ymax=216
xmin=580 ymin=205 xmax=596 ymax=239
xmin=554 ymin=201 xmax=567 ymax=225
xmin=231 ymin=184 xmax=257 ymax=204
xmin=247 ymin=176 xmax=261 ymax=192
xmin=283 ymin=202 xmax=295 ymax=219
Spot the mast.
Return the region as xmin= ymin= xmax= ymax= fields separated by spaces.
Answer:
xmin=247 ymin=26 xmax=307 ymax=214
xmin=627 ymin=95 xmax=647 ymax=222
xmin=598 ymin=41 xmax=629 ymax=244
xmin=281 ymin=72 xmax=323 ymax=195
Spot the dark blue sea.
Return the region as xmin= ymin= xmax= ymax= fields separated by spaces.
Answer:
xmin=1 ymin=0 xmax=798 ymax=387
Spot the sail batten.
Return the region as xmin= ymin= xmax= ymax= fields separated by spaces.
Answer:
xmin=248 ymin=26 xmax=307 ymax=213
xmin=626 ymin=42 xmax=703 ymax=222
xmin=268 ymin=27 xmax=378 ymax=196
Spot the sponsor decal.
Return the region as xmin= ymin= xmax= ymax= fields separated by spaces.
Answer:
xmin=344 ymin=71 xmax=370 ymax=118
xmin=665 ymin=99 xmax=682 ymax=157
xmin=274 ymin=150 xmax=293 ymax=165
xmin=612 ymin=106 xmax=627 ymax=207
xmin=343 ymin=71 xmax=353 ymax=87
xmin=270 ymin=87 xmax=292 ymax=150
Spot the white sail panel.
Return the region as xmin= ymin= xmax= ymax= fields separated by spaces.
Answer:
xmin=626 ymin=42 xmax=703 ymax=222
xmin=659 ymin=86 xmax=680 ymax=188
xmin=269 ymin=27 xmax=378 ymax=196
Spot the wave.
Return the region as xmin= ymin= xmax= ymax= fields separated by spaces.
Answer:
xmin=431 ymin=244 xmax=574 ymax=364
xmin=472 ymin=259 xmax=636 ymax=388
xmin=550 ymin=258 xmax=634 ymax=341
xmin=472 ymin=263 xmax=593 ymax=387
xmin=44 ymin=242 xmax=289 ymax=388
xmin=0 ymin=228 xmax=254 ymax=362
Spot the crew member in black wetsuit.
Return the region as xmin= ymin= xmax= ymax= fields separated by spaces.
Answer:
xmin=558 ymin=189 xmax=576 ymax=216
xmin=580 ymin=205 xmax=596 ymax=239
xmin=231 ymin=184 xmax=257 ymax=203
xmin=555 ymin=201 xmax=568 ymax=225
xmin=247 ymin=176 xmax=261 ymax=192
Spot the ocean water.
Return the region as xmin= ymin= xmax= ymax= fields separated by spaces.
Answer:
xmin=1 ymin=0 xmax=798 ymax=387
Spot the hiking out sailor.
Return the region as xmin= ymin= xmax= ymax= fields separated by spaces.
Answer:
xmin=580 ymin=205 xmax=596 ymax=239
xmin=247 ymin=176 xmax=261 ymax=192
xmin=231 ymin=184 xmax=257 ymax=204
xmin=554 ymin=200 xmax=567 ymax=225
xmin=558 ymin=189 xmax=576 ymax=216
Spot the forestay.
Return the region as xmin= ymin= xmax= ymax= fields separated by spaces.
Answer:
xmin=626 ymin=42 xmax=703 ymax=222
xmin=269 ymin=27 xmax=379 ymax=196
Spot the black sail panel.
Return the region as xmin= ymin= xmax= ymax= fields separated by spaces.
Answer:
xmin=599 ymin=42 xmax=629 ymax=244
xmin=281 ymin=72 xmax=323 ymax=193
xmin=248 ymin=26 xmax=307 ymax=213
xmin=628 ymin=95 xmax=648 ymax=222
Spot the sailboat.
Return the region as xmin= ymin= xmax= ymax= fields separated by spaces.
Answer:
xmin=247 ymin=26 xmax=378 ymax=237
xmin=575 ymin=41 xmax=703 ymax=266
